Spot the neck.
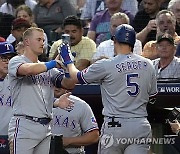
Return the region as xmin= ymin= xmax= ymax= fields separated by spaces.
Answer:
xmin=159 ymin=57 xmax=174 ymax=68
xmin=115 ymin=43 xmax=132 ymax=55
xmin=46 ymin=0 xmax=55 ymax=8
xmin=108 ymin=8 xmax=121 ymax=16
xmin=24 ymin=48 xmax=38 ymax=63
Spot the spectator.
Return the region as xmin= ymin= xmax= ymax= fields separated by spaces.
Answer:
xmin=6 ymin=5 xmax=34 ymax=44
xmin=142 ymin=10 xmax=180 ymax=60
xmin=0 ymin=42 xmax=17 ymax=154
xmin=51 ymin=87 xmax=99 ymax=154
xmin=168 ymin=0 xmax=180 ymax=35
xmin=0 ymin=0 xmax=37 ymax=16
xmin=152 ymin=33 xmax=180 ymax=80
xmin=0 ymin=12 xmax=15 ymax=39
xmin=9 ymin=18 xmax=31 ymax=50
xmin=133 ymin=0 xmax=162 ymax=46
xmin=92 ymin=12 xmax=142 ymax=63
xmin=87 ymin=0 xmax=134 ymax=46
xmin=81 ymin=0 xmax=138 ymax=21
xmin=33 ymin=0 xmax=77 ymax=42
xmin=6 ymin=4 xmax=49 ymax=60
xmin=49 ymin=15 xmax=96 ymax=70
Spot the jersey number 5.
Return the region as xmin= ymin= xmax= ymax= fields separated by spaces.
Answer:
xmin=126 ymin=73 xmax=140 ymax=97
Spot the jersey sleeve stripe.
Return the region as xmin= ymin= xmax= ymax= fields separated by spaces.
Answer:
xmin=77 ymin=71 xmax=88 ymax=84
xmin=149 ymin=92 xmax=158 ymax=97
xmin=84 ymin=127 xmax=99 ymax=133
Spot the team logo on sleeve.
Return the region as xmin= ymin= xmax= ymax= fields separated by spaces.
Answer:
xmin=91 ymin=117 xmax=97 ymax=124
xmin=82 ymin=67 xmax=89 ymax=74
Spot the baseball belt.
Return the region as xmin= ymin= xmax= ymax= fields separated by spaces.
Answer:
xmin=14 ymin=114 xmax=51 ymax=125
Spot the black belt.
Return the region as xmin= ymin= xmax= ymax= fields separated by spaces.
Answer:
xmin=14 ymin=114 xmax=51 ymax=125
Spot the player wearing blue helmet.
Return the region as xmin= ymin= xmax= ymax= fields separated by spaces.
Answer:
xmin=59 ymin=24 xmax=158 ymax=154
xmin=0 ymin=42 xmax=16 ymax=154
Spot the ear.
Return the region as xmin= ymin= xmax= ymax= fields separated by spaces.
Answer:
xmin=24 ymin=38 xmax=29 ymax=46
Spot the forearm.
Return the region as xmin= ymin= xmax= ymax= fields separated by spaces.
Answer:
xmin=67 ymin=63 xmax=80 ymax=83
xmin=63 ymin=130 xmax=99 ymax=147
xmin=17 ymin=60 xmax=57 ymax=76
xmin=136 ymin=27 xmax=150 ymax=44
xmin=61 ymin=77 xmax=76 ymax=90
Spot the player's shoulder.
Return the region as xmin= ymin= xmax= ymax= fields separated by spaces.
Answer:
xmin=69 ymin=95 xmax=86 ymax=104
xmin=134 ymin=53 xmax=151 ymax=62
xmin=9 ymin=55 xmax=24 ymax=64
xmin=133 ymin=54 xmax=154 ymax=67
xmin=69 ymin=95 xmax=91 ymax=108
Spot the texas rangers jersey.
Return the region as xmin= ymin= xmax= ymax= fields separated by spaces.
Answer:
xmin=152 ymin=57 xmax=180 ymax=79
xmin=8 ymin=55 xmax=62 ymax=118
xmin=51 ymin=95 xmax=99 ymax=154
xmin=0 ymin=75 xmax=12 ymax=135
xmin=78 ymin=53 xmax=158 ymax=118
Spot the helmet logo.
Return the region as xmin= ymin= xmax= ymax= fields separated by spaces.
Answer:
xmin=125 ymin=32 xmax=129 ymax=41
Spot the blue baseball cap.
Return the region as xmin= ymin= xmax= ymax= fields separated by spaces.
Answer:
xmin=0 ymin=42 xmax=16 ymax=55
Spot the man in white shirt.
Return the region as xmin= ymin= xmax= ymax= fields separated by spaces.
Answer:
xmin=92 ymin=12 xmax=142 ymax=63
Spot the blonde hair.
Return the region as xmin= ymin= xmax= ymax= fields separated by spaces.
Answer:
xmin=15 ymin=4 xmax=33 ymax=18
xmin=23 ymin=27 xmax=44 ymax=40
xmin=111 ymin=12 xmax=130 ymax=24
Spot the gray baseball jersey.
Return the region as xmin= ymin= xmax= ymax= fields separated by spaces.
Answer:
xmin=152 ymin=57 xmax=180 ymax=79
xmin=78 ymin=53 xmax=158 ymax=118
xmin=8 ymin=55 xmax=62 ymax=119
xmin=51 ymin=95 xmax=99 ymax=154
xmin=0 ymin=75 xmax=12 ymax=135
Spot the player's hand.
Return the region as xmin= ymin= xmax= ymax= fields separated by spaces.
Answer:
xmin=55 ymin=55 xmax=66 ymax=70
xmin=56 ymin=92 xmax=74 ymax=109
xmin=58 ymin=43 xmax=74 ymax=66
xmin=62 ymin=137 xmax=72 ymax=147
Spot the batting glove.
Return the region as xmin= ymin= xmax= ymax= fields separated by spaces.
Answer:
xmin=59 ymin=43 xmax=74 ymax=66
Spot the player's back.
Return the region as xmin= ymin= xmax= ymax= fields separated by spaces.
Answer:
xmin=97 ymin=53 xmax=157 ymax=118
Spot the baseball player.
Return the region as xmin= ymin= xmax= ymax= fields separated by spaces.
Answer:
xmin=59 ymin=24 xmax=158 ymax=154
xmin=0 ymin=42 xmax=16 ymax=154
xmin=7 ymin=27 xmax=74 ymax=154
xmin=51 ymin=87 xmax=99 ymax=154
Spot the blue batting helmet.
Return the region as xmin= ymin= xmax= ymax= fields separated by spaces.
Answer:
xmin=0 ymin=42 xmax=16 ymax=55
xmin=114 ymin=24 xmax=136 ymax=48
